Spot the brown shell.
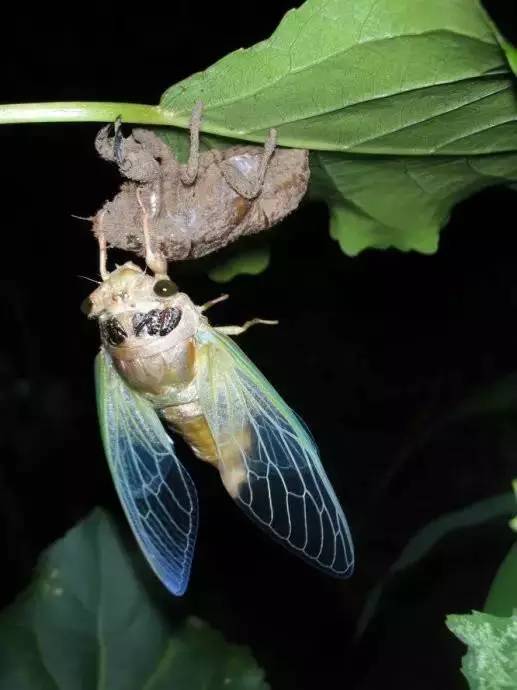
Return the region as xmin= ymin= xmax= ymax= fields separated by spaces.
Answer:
xmin=94 ymin=129 xmax=310 ymax=261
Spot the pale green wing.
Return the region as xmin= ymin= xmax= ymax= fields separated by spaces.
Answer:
xmin=95 ymin=349 xmax=198 ymax=595
xmin=195 ymin=327 xmax=354 ymax=578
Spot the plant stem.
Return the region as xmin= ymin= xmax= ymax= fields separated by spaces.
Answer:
xmin=0 ymin=102 xmax=189 ymax=127
xmin=0 ymin=101 xmax=273 ymax=145
xmin=0 ymin=100 xmax=300 ymax=146
xmin=0 ymin=100 xmax=260 ymax=140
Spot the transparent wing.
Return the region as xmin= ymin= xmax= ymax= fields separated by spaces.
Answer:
xmin=95 ymin=349 xmax=198 ymax=595
xmin=195 ymin=327 xmax=354 ymax=577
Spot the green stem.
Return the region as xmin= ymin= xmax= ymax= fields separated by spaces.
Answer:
xmin=0 ymin=101 xmax=266 ymax=144
xmin=0 ymin=101 xmax=188 ymax=127
xmin=0 ymin=99 xmax=261 ymax=141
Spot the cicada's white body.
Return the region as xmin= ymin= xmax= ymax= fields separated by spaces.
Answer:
xmin=88 ymin=263 xmax=250 ymax=497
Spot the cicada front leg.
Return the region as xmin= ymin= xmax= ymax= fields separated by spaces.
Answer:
xmin=199 ymin=294 xmax=229 ymax=313
xmin=199 ymin=294 xmax=277 ymax=333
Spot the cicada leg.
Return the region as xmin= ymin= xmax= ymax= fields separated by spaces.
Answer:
xmin=219 ymin=128 xmax=277 ymax=200
xmin=112 ymin=116 xmax=124 ymax=164
xmin=135 ymin=187 xmax=168 ymax=277
xmin=214 ymin=318 xmax=278 ymax=336
xmin=199 ymin=294 xmax=229 ymax=313
xmin=94 ymin=116 xmax=124 ymax=165
xmin=178 ymin=99 xmax=276 ymax=199
xmin=92 ymin=210 xmax=109 ymax=281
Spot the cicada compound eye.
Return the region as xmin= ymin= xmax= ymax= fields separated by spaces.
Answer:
xmin=153 ymin=279 xmax=178 ymax=297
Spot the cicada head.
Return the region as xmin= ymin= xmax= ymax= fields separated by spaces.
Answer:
xmin=82 ymin=261 xmax=167 ymax=318
xmin=81 ymin=201 xmax=202 ymax=357
xmin=81 ymin=262 xmax=200 ymax=354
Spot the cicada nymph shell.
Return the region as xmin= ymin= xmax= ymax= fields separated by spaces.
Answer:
xmin=93 ymin=102 xmax=309 ymax=262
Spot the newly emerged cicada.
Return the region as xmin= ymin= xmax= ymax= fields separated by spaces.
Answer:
xmin=82 ymin=192 xmax=354 ymax=596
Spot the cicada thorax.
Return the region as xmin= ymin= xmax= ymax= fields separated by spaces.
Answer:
xmin=101 ymin=291 xmax=197 ymax=391
xmin=102 ymin=292 xmax=223 ymax=469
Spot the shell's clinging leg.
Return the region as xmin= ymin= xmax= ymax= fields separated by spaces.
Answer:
xmin=180 ymin=100 xmax=204 ymax=186
xmin=112 ymin=116 xmax=124 ymax=164
xmin=94 ymin=116 xmax=124 ymax=165
xmin=215 ymin=318 xmax=278 ymax=336
xmin=220 ymin=128 xmax=277 ymax=200
xmin=135 ymin=187 xmax=168 ymax=277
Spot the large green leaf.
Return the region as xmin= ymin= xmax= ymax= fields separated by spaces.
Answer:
xmin=0 ymin=509 xmax=268 ymax=690
xmin=446 ymin=611 xmax=517 ymax=690
xmin=159 ymin=0 xmax=517 ymax=258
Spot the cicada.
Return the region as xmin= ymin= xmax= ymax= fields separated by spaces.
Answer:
xmin=82 ymin=194 xmax=354 ymax=596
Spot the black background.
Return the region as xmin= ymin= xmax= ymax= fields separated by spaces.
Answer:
xmin=1 ymin=2 xmax=516 ymax=688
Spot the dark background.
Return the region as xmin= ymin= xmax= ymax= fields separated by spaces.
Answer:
xmin=1 ymin=2 xmax=516 ymax=688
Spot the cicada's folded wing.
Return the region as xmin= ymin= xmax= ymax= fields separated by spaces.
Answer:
xmin=95 ymin=349 xmax=198 ymax=595
xmin=195 ymin=327 xmax=354 ymax=577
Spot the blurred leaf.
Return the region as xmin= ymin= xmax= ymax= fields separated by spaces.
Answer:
xmin=208 ymin=246 xmax=271 ymax=283
xmin=0 ymin=509 xmax=268 ymax=690
xmin=357 ymin=492 xmax=515 ymax=636
xmin=447 ymin=373 xmax=517 ymax=422
xmin=160 ymin=0 xmax=517 ymax=260
xmin=484 ymin=479 xmax=517 ymax=617
xmin=446 ymin=611 xmax=517 ymax=690
xmin=485 ymin=542 xmax=517 ymax=617
xmin=511 ymin=480 xmax=517 ymax=533
xmin=381 ymin=493 xmax=515 ymax=572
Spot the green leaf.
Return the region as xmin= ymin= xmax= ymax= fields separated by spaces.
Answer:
xmin=498 ymin=37 xmax=517 ymax=76
xmin=446 ymin=611 xmax=517 ymax=690
xmin=159 ymin=0 xmax=517 ymax=258
xmin=208 ymin=246 xmax=271 ymax=283
xmin=310 ymin=150 xmax=517 ymax=255
xmin=0 ymin=509 xmax=268 ymax=690
xmin=357 ymin=492 xmax=515 ymax=636
xmin=485 ymin=543 xmax=517 ymax=617
xmin=483 ymin=479 xmax=517 ymax=616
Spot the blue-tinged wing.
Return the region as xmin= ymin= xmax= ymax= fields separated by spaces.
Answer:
xmin=95 ymin=348 xmax=198 ymax=595
xmin=195 ymin=327 xmax=354 ymax=578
